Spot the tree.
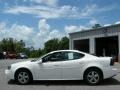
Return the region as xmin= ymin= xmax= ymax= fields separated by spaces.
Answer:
xmin=59 ymin=37 xmax=69 ymax=50
xmin=0 ymin=36 xmax=70 ymax=58
xmin=9 ymin=38 xmax=15 ymax=52
xmin=0 ymin=38 xmax=7 ymax=51
xmin=43 ymin=37 xmax=69 ymax=53
xmin=29 ymin=48 xmax=44 ymax=58
xmin=92 ymin=24 xmax=101 ymax=29
xmin=44 ymin=38 xmax=59 ymax=53
xmin=0 ymin=38 xmax=15 ymax=52
xmin=0 ymin=38 xmax=26 ymax=53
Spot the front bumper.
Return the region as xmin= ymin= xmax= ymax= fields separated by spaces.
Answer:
xmin=5 ymin=69 xmax=14 ymax=80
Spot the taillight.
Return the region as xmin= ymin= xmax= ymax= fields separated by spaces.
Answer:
xmin=110 ymin=57 xmax=115 ymax=66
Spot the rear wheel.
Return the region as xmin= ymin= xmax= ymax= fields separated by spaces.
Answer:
xmin=15 ymin=69 xmax=32 ymax=85
xmin=84 ymin=68 xmax=102 ymax=85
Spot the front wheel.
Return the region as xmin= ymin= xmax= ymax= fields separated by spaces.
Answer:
xmin=84 ymin=69 xmax=102 ymax=85
xmin=15 ymin=70 xmax=32 ymax=85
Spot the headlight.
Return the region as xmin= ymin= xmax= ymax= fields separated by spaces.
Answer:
xmin=8 ymin=66 xmax=11 ymax=70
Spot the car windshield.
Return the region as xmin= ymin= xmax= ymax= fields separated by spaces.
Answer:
xmin=31 ymin=54 xmax=45 ymax=62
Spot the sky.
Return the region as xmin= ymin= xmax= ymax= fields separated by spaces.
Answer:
xmin=0 ymin=0 xmax=120 ymax=49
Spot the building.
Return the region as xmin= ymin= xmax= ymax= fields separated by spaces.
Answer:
xmin=69 ymin=24 xmax=120 ymax=57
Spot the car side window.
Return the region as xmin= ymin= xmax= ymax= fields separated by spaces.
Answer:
xmin=73 ymin=52 xmax=84 ymax=59
xmin=42 ymin=51 xmax=84 ymax=62
xmin=62 ymin=52 xmax=84 ymax=61
xmin=42 ymin=52 xmax=62 ymax=63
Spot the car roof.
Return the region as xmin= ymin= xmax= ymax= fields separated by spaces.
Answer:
xmin=49 ymin=50 xmax=86 ymax=54
xmin=40 ymin=50 xmax=98 ymax=59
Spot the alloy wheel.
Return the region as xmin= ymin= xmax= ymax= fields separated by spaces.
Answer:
xmin=87 ymin=71 xmax=100 ymax=84
xmin=17 ymin=71 xmax=30 ymax=84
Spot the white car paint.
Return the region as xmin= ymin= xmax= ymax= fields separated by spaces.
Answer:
xmin=35 ymin=61 xmax=62 ymax=80
xmin=5 ymin=50 xmax=119 ymax=84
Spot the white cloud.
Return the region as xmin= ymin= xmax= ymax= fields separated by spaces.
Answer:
xmin=0 ymin=20 xmax=64 ymax=49
xmin=0 ymin=23 xmax=35 ymax=47
xmin=0 ymin=19 xmax=64 ymax=49
xmin=64 ymin=18 xmax=98 ymax=34
xmin=10 ymin=24 xmax=34 ymax=41
xmin=2 ymin=1 xmax=118 ymax=19
xmin=2 ymin=19 xmax=120 ymax=49
xmin=88 ymin=19 xmax=98 ymax=26
xmin=96 ymin=5 xmax=117 ymax=12
xmin=33 ymin=19 xmax=50 ymax=48
xmin=80 ymin=4 xmax=115 ymax=17
xmin=104 ymin=24 xmax=111 ymax=26
xmin=3 ymin=4 xmax=104 ymax=19
xmin=0 ymin=22 xmax=6 ymax=31
xmin=33 ymin=19 xmax=64 ymax=48
xmin=30 ymin=0 xmax=58 ymax=6
xmin=38 ymin=19 xmax=50 ymax=32
xmin=3 ymin=5 xmax=81 ymax=19
xmin=104 ymin=21 xmax=120 ymax=26
xmin=81 ymin=4 xmax=97 ymax=17
xmin=47 ymin=29 xmax=64 ymax=40
xmin=81 ymin=4 xmax=117 ymax=17
xmin=115 ymin=21 xmax=120 ymax=24
xmin=65 ymin=25 xmax=88 ymax=34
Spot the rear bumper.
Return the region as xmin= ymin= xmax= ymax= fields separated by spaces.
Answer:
xmin=103 ymin=66 xmax=119 ymax=79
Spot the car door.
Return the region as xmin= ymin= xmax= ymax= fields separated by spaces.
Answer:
xmin=37 ymin=52 xmax=63 ymax=80
xmin=61 ymin=51 xmax=85 ymax=80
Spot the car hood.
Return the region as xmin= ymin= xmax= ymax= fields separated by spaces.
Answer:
xmin=11 ymin=60 xmax=33 ymax=67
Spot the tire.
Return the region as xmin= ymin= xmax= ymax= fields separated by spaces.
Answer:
xmin=15 ymin=69 xmax=33 ymax=85
xmin=84 ymin=68 xmax=102 ymax=85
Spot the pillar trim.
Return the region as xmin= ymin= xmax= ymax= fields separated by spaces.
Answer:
xmin=118 ymin=33 xmax=120 ymax=54
xmin=69 ymin=38 xmax=73 ymax=50
xmin=89 ymin=37 xmax=95 ymax=54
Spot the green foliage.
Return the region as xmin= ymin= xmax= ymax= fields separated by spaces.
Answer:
xmin=0 ymin=37 xmax=69 ymax=58
xmin=44 ymin=38 xmax=59 ymax=53
xmin=0 ymin=38 xmax=20 ymax=52
xmin=29 ymin=48 xmax=44 ymax=58
xmin=0 ymin=38 xmax=28 ymax=56
xmin=59 ymin=37 xmax=69 ymax=50
xmin=15 ymin=40 xmax=25 ymax=53
xmin=44 ymin=37 xmax=69 ymax=53
xmin=92 ymin=24 xmax=102 ymax=29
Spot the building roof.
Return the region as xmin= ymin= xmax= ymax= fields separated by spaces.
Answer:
xmin=69 ymin=23 xmax=120 ymax=35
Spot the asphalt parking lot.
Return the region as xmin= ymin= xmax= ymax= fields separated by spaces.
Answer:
xmin=0 ymin=59 xmax=120 ymax=90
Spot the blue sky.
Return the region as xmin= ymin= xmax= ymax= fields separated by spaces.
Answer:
xmin=0 ymin=0 xmax=120 ymax=49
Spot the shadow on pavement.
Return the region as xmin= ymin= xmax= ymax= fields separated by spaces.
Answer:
xmin=8 ymin=78 xmax=120 ymax=86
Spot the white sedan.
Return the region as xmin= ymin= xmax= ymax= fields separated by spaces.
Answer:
xmin=5 ymin=50 xmax=119 ymax=85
